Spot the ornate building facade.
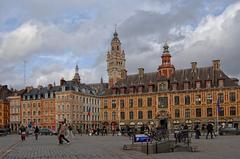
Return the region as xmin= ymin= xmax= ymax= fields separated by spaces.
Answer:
xmin=19 ymin=65 xmax=101 ymax=131
xmin=100 ymin=31 xmax=240 ymax=130
xmin=0 ymin=85 xmax=12 ymax=128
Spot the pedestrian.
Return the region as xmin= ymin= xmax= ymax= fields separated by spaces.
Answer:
xmin=19 ymin=125 xmax=26 ymax=141
xmin=34 ymin=126 xmax=40 ymax=140
xmin=206 ymin=123 xmax=213 ymax=139
xmin=201 ymin=124 xmax=206 ymax=136
xmin=59 ymin=123 xmax=70 ymax=144
xmin=68 ymin=124 xmax=74 ymax=138
xmin=194 ymin=124 xmax=201 ymax=139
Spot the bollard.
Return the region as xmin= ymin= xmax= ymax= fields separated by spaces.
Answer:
xmin=147 ymin=142 xmax=149 ymax=155
xmin=156 ymin=142 xmax=158 ymax=154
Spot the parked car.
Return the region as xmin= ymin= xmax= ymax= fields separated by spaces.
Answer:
xmin=0 ymin=128 xmax=9 ymax=136
xmin=39 ymin=128 xmax=57 ymax=135
xmin=219 ymin=127 xmax=240 ymax=135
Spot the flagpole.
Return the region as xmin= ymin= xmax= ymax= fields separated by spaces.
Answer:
xmin=216 ymin=98 xmax=219 ymax=135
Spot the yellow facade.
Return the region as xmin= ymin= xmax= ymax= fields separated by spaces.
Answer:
xmin=100 ymin=87 xmax=240 ymax=130
xmin=0 ymin=100 xmax=10 ymax=128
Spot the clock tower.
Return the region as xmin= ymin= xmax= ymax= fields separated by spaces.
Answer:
xmin=107 ymin=30 xmax=126 ymax=88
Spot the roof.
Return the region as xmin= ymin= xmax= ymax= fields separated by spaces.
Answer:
xmin=23 ymin=80 xmax=97 ymax=98
xmin=0 ymin=85 xmax=12 ymax=100
xmin=104 ymin=66 xmax=239 ymax=95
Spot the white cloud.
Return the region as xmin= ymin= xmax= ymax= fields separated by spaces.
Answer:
xmin=0 ymin=22 xmax=42 ymax=61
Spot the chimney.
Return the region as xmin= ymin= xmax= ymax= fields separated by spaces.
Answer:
xmin=48 ymin=84 xmax=53 ymax=89
xmin=37 ymin=85 xmax=43 ymax=90
xmin=138 ymin=68 xmax=144 ymax=78
xmin=191 ymin=62 xmax=197 ymax=72
xmin=60 ymin=78 xmax=65 ymax=86
xmin=212 ymin=60 xmax=220 ymax=71
xmin=26 ymin=86 xmax=33 ymax=93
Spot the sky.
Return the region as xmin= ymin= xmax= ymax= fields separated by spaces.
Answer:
xmin=0 ymin=0 xmax=240 ymax=89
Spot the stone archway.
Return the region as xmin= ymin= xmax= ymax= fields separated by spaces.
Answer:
xmin=155 ymin=110 xmax=171 ymax=130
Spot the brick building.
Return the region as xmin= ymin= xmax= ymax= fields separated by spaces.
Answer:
xmin=0 ymin=85 xmax=12 ymax=128
xmin=100 ymin=31 xmax=240 ymax=131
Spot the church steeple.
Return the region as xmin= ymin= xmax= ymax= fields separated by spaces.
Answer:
xmin=107 ymin=28 xmax=126 ymax=88
xmin=73 ymin=64 xmax=81 ymax=84
xmin=158 ymin=42 xmax=175 ymax=78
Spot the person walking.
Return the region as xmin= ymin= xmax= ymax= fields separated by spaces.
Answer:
xmin=59 ymin=123 xmax=70 ymax=144
xmin=34 ymin=126 xmax=40 ymax=140
xmin=68 ymin=124 xmax=74 ymax=138
xmin=206 ymin=123 xmax=213 ymax=139
xmin=19 ymin=125 xmax=26 ymax=141
xmin=194 ymin=124 xmax=201 ymax=139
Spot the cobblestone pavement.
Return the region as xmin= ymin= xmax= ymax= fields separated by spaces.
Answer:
xmin=1 ymin=134 xmax=240 ymax=159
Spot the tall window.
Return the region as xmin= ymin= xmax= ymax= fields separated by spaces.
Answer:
xmin=185 ymin=109 xmax=190 ymax=118
xmin=230 ymin=107 xmax=236 ymax=116
xmin=206 ymin=94 xmax=212 ymax=104
xmin=218 ymin=93 xmax=224 ymax=103
xmin=138 ymin=111 xmax=143 ymax=119
xmin=104 ymin=100 xmax=108 ymax=109
xmin=129 ymin=111 xmax=134 ymax=120
xmin=195 ymin=95 xmax=201 ymax=105
xmin=229 ymin=92 xmax=236 ymax=102
xmin=147 ymin=97 xmax=152 ymax=107
xmin=112 ymin=112 xmax=116 ymax=120
xmin=196 ymin=108 xmax=201 ymax=117
xmin=158 ymin=97 xmax=168 ymax=108
xmin=120 ymin=100 xmax=125 ymax=108
xmin=207 ymin=108 xmax=212 ymax=117
xmin=159 ymin=83 xmax=167 ymax=91
xmin=219 ymin=107 xmax=224 ymax=116
xmin=174 ymin=96 xmax=180 ymax=105
xmin=104 ymin=112 xmax=108 ymax=120
xmin=185 ymin=95 xmax=190 ymax=105
xmin=196 ymin=81 xmax=201 ymax=89
xmin=112 ymin=100 xmax=116 ymax=109
xmin=147 ymin=111 xmax=152 ymax=119
xmin=120 ymin=112 xmax=125 ymax=120
xmin=175 ymin=109 xmax=180 ymax=118
xmin=138 ymin=98 xmax=143 ymax=107
xmin=129 ymin=99 xmax=134 ymax=108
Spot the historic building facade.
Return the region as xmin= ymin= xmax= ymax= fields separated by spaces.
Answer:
xmin=8 ymin=89 xmax=26 ymax=132
xmin=100 ymin=31 xmax=240 ymax=130
xmin=20 ymin=65 xmax=101 ymax=131
xmin=0 ymin=85 xmax=12 ymax=128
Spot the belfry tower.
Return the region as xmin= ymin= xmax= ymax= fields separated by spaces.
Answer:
xmin=73 ymin=65 xmax=81 ymax=84
xmin=158 ymin=42 xmax=175 ymax=78
xmin=107 ymin=29 xmax=126 ymax=88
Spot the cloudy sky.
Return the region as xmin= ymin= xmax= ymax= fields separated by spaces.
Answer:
xmin=0 ymin=0 xmax=240 ymax=89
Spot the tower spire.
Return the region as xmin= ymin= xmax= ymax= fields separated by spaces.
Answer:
xmin=158 ymin=41 xmax=175 ymax=78
xmin=73 ymin=64 xmax=81 ymax=84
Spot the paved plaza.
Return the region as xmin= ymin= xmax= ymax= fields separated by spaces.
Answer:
xmin=0 ymin=134 xmax=240 ymax=159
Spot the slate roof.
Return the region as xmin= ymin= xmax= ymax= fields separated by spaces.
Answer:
xmin=0 ymin=85 xmax=12 ymax=100
xmin=23 ymin=80 xmax=98 ymax=99
xmin=105 ymin=66 xmax=239 ymax=95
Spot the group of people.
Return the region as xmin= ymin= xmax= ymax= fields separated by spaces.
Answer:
xmin=194 ymin=123 xmax=217 ymax=139
xmin=18 ymin=123 xmax=75 ymax=145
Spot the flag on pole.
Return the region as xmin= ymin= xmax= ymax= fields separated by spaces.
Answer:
xmin=87 ymin=107 xmax=91 ymax=116
xmin=217 ymin=98 xmax=221 ymax=114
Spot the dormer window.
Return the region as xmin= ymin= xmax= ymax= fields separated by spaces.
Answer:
xmin=158 ymin=82 xmax=168 ymax=91
xmin=138 ymin=85 xmax=144 ymax=93
xmin=196 ymin=81 xmax=201 ymax=89
xmin=172 ymin=83 xmax=177 ymax=91
xmin=184 ymin=82 xmax=189 ymax=90
xmin=206 ymin=80 xmax=211 ymax=88
xmin=148 ymin=85 xmax=153 ymax=93
xmin=219 ymin=79 xmax=224 ymax=87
